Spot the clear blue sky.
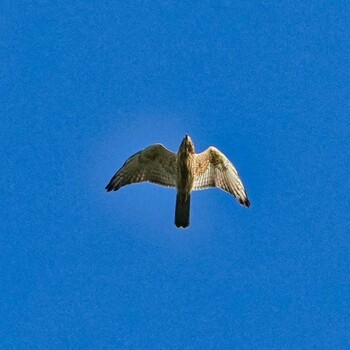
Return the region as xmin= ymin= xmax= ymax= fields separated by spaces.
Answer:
xmin=1 ymin=1 xmax=349 ymax=349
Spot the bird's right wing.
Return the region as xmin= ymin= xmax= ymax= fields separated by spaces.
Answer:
xmin=106 ymin=144 xmax=177 ymax=191
xmin=193 ymin=147 xmax=250 ymax=207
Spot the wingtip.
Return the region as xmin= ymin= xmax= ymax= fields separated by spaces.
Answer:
xmin=105 ymin=183 xmax=113 ymax=191
xmin=105 ymin=181 xmax=122 ymax=192
xmin=239 ymin=198 xmax=250 ymax=207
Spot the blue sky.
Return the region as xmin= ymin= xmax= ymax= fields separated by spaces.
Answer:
xmin=1 ymin=1 xmax=349 ymax=349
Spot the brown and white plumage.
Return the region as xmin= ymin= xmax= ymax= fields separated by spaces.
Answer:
xmin=106 ymin=135 xmax=250 ymax=228
xmin=105 ymin=144 xmax=177 ymax=191
xmin=194 ymin=147 xmax=250 ymax=207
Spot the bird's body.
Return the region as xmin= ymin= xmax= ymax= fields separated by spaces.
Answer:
xmin=106 ymin=135 xmax=250 ymax=228
xmin=177 ymin=154 xmax=195 ymax=196
xmin=176 ymin=136 xmax=196 ymax=198
xmin=175 ymin=136 xmax=196 ymax=227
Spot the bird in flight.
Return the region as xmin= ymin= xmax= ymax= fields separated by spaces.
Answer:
xmin=106 ymin=135 xmax=250 ymax=228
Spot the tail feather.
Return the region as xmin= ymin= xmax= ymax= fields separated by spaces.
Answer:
xmin=175 ymin=193 xmax=190 ymax=228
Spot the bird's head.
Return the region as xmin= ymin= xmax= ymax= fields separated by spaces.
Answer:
xmin=179 ymin=134 xmax=195 ymax=154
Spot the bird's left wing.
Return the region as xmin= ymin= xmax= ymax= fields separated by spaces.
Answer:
xmin=106 ymin=144 xmax=177 ymax=191
xmin=193 ymin=147 xmax=250 ymax=207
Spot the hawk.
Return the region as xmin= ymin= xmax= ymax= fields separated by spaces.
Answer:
xmin=106 ymin=135 xmax=250 ymax=228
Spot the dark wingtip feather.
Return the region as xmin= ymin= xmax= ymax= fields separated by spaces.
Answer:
xmin=106 ymin=178 xmax=122 ymax=192
xmin=105 ymin=180 xmax=116 ymax=192
xmin=239 ymin=197 xmax=250 ymax=207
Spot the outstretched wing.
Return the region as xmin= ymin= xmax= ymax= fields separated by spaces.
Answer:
xmin=106 ymin=144 xmax=177 ymax=191
xmin=193 ymin=147 xmax=250 ymax=207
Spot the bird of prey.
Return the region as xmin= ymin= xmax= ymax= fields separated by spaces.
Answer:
xmin=106 ymin=135 xmax=250 ymax=228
